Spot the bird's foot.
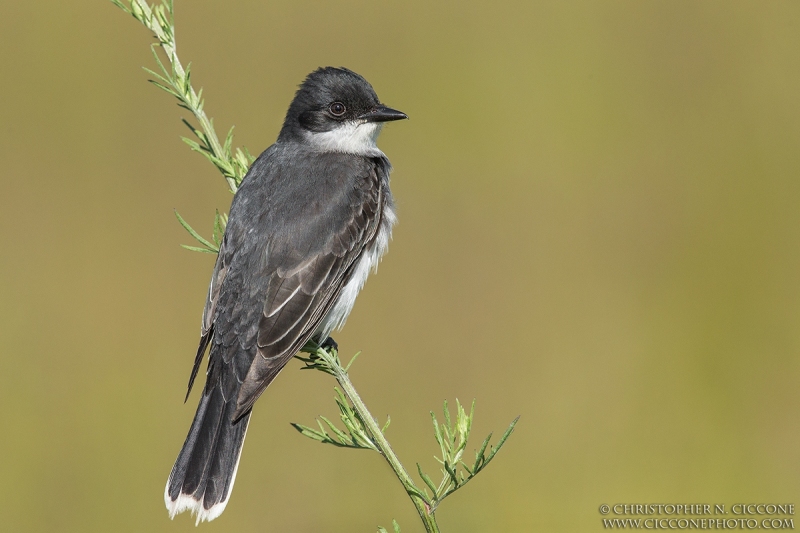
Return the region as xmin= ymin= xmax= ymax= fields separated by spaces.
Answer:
xmin=321 ymin=336 xmax=339 ymax=352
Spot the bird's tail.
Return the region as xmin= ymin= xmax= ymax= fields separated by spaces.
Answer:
xmin=164 ymin=382 xmax=251 ymax=524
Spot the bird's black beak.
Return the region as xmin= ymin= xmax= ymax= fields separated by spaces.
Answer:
xmin=359 ymin=105 xmax=408 ymax=123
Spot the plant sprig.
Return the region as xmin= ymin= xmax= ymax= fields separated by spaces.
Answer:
xmin=293 ymin=348 xmax=391 ymax=450
xmin=290 ymin=386 xmax=389 ymax=451
xmin=173 ymin=209 xmax=227 ymax=253
xmin=294 ymin=342 xmax=518 ymax=532
xmin=419 ymin=400 xmax=519 ymax=511
xmin=111 ymin=0 xmax=251 ymax=252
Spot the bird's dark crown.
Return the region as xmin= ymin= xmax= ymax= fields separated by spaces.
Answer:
xmin=278 ymin=67 xmax=381 ymax=141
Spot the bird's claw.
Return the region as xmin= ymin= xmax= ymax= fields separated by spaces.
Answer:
xmin=321 ymin=336 xmax=339 ymax=352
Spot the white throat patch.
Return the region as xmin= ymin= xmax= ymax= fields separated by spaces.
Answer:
xmin=305 ymin=121 xmax=385 ymax=156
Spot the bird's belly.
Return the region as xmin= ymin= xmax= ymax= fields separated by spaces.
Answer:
xmin=313 ymin=206 xmax=394 ymax=341
xmin=313 ymin=244 xmax=379 ymax=341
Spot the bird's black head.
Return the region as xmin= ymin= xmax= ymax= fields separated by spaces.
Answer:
xmin=278 ymin=67 xmax=407 ymax=149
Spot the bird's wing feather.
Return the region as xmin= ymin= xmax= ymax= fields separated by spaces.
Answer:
xmin=185 ymin=239 xmax=230 ymax=400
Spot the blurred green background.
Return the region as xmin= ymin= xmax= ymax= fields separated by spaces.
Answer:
xmin=1 ymin=1 xmax=799 ymax=531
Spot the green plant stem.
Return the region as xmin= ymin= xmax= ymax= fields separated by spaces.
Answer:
xmin=114 ymin=0 xmax=243 ymax=192
xmin=325 ymin=352 xmax=440 ymax=533
xmin=143 ymin=3 xmax=232 ymax=192
xmin=166 ymin=25 xmax=234 ymax=189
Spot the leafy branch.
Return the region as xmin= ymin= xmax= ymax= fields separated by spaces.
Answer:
xmin=295 ymin=342 xmax=518 ymax=533
xmin=174 ymin=209 xmax=226 ymax=254
xmin=290 ymin=386 xmax=387 ymax=451
xmin=420 ymin=400 xmax=518 ymax=511
xmin=111 ymin=0 xmax=252 ymax=251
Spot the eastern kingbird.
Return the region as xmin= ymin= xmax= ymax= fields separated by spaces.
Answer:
xmin=164 ymin=67 xmax=407 ymax=523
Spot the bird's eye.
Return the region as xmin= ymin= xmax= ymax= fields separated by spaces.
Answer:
xmin=329 ymin=102 xmax=346 ymax=116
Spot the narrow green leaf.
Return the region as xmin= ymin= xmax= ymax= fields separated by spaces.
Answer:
xmin=180 ymin=244 xmax=216 ymax=254
xmin=334 ymin=387 xmax=349 ymax=408
xmin=483 ymin=416 xmax=520 ymax=465
xmin=223 ymin=125 xmax=235 ymax=155
xmin=344 ymin=351 xmax=361 ymax=372
xmin=456 ymin=398 xmax=470 ymax=440
xmin=444 ymin=460 xmax=459 ymax=486
xmin=148 ymin=43 xmax=171 ymax=79
xmin=417 ymin=463 xmax=438 ymax=496
xmin=196 ymin=150 xmax=232 ymax=173
xmin=181 ymin=136 xmax=203 ymax=152
xmin=181 ymin=118 xmax=204 ymax=138
xmin=141 ymin=66 xmax=172 ymax=87
xmin=290 ymin=423 xmax=327 ymax=442
xmin=174 ymin=210 xmax=218 ymax=251
xmin=431 ymin=412 xmax=444 ymax=448
xmin=381 ymin=415 xmax=391 ymax=433
xmin=345 ymin=407 xmax=376 ymax=448
xmin=176 ymin=101 xmax=197 ymax=112
xmin=467 ymin=399 xmax=476 ymax=436
xmin=110 ymin=0 xmax=130 ymax=13
xmin=338 ymin=411 xmax=359 ymax=436
xmin=194 ymin=128 xmax=209 ymax=145
xmin=405 ymin=483 xmax=430 ymax=504
xmin=315 ymin=418 xmax=329 ymax=437
xmin=212 ymin=210 xmax=225 ymax=247
xmin=146 ymin=79 xmax=182 ymax=99
xmin=441 ymin=401 xmax=454 ymax=453
xmin=243 ymin=146 xmax=256 ymax=163
xmin=473 ymin=432 xmax=493 ymax=472
xmin=319 ymin=416 xmax=350 ymax=444
xmin=392 ymin=519 xmax=401 ymax=533
xmin=442 ymin=400 xmax=451 ymax=432
xmin=183 ymin=62 xmax=192 ymax=93
xmin=130 ymin=0 xmax=145 ymax=20
xmin=349 ymin=428 xmax=375 ymax=450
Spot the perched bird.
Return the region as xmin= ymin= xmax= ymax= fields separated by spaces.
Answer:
xmin=164 ymin=67 xmax=407 ymax=523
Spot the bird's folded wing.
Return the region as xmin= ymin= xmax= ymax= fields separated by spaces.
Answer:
xmin=185 ymin=247 xmax=229 ymax=400
xmin=193 ymin=152 xmax=386 ymax=420
xmin=235 ymin=182 xmax=381 ymax=418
